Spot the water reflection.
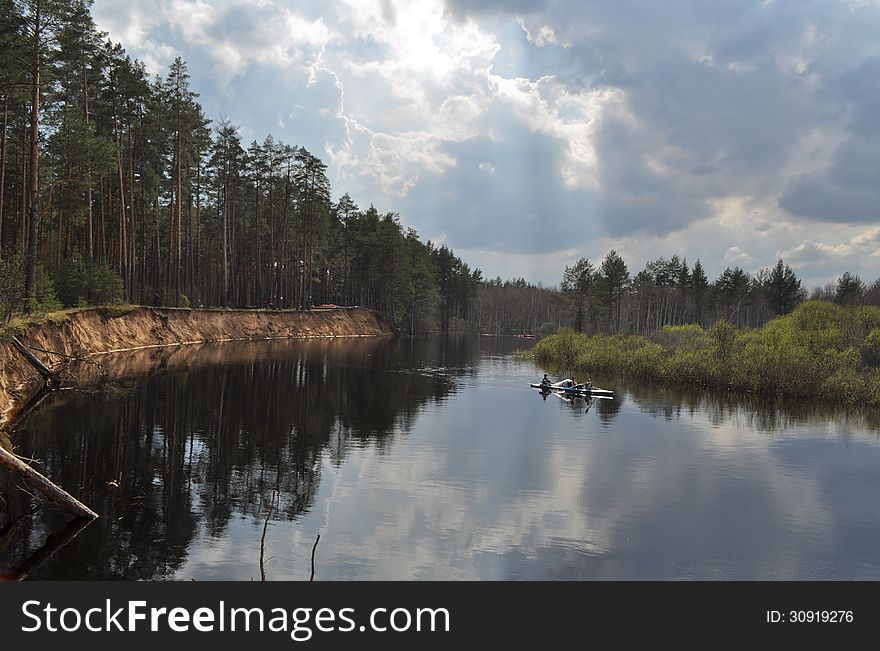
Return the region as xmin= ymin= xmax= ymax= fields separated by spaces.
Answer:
xmin=1 ymin=335 xmax=879 ymax=580
xmin=1 ymin=337 xmax=468 ymax=579
xmin=619 ymin=380 xmax=880 ymax=436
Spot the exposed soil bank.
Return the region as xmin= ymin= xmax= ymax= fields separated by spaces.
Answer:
xmin=0 ymin=307 xmax=395 ymax=429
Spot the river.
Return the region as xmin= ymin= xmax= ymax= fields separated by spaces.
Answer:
xmin=2 ymin=335 xmax=880 ymax=580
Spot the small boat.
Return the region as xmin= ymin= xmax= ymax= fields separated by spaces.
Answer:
xmin=530 ymin=378 xmax=613 ymax=397
xmin=559 ymin=385 xmax=614 ymax=397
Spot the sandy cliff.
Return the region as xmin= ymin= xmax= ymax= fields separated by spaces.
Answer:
xmin=0 ymin=306 xmax=395 ymax=429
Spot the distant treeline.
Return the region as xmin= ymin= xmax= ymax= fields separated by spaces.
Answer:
xmin=553 ymin=251 xmax=880 ymax=335
xmin=471 ymin=277 xmax=567 ymax=336
xmin=0 ymin=0 xmax=479 ymax=334
xmin=465 ymin=254 xmax=880 ymax=337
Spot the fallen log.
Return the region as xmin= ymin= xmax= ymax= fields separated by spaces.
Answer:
xmin=0 ymin=445 xmax=98 ymax=520
xmin=11 ymin=336 xmax=60 ymax=386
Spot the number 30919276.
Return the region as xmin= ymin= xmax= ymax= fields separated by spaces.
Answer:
xmin=766 ymin=610 xmax=854 ymax=623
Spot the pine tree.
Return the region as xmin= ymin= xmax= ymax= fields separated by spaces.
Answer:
xmin=766 ymin=258 xmax=802 ymax=315
xmin=835 ymin=272 xmax=865 ymax=306
xmin=690 ymin=259 xmax=709 ymax=326
xmin=19 ymin=0 xmax=77 ymax=308
xmin=560 ymin=257 xmax=595 ymax=332
xmin=598 ymin=250 xmax=629 ymax=333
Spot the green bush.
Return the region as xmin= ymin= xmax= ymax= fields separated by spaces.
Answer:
xmin=534 ymin=301 xmax=880 ymax=407
xmin=0 ymin=256 xmax=60 ymax=317
xmin=533 ymin=328 xmax=586 ymax=374
xmin=0 ymin=250 xmax=25 ymax=323
xmin=658 ymin=323 xmax=705 ymax=348
xmin=856 ymin=306 xmax=880 ymax=337
xmin=708 ymin=320 xmax=737 ymax=358
xmin=30 ymin=263 xmax=62 ymax=313
xmin=616 ymin=337 xmax=665 ymax=377
xmin=53 ymin=259 xmax=125 ymax=307
xmin=861 ymin=328 xmax=880 ymax=367
xmin=661 ymin=347 xmax=719 ymax=386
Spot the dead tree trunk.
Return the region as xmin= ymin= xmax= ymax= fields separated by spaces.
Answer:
xmin=11 ymin=336 xmax=59 ymax=385
xmin=0 ymin=445 xmax=98 ymax=519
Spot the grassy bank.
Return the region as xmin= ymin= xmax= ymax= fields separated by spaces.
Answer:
xmin=533 ymin=301 xmax=880 ymax=407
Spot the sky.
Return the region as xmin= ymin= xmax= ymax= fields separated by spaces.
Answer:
xmin=90 ymin=0 xmax=880 ymax=289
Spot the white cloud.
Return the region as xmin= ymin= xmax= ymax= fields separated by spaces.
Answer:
xmin=724 ymin=246 xmax=753 ymax=265
xmin=781 ymin=226 xmax=880 ymax=269
xmin=852 ymin=225 xmax=880 ymax=249
xmin=486 ymin=74 xmax=620 ymax=190
xmin=520 ymin=21 xmax=563 ymax=48
xmin=95 ymin=0 xmax=337 ymax=82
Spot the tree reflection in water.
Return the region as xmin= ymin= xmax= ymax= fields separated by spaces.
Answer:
xmin=0 ymin=337 xmax=469 ymax=579
xmin=4 ymin=335 xmax=876 ymax=579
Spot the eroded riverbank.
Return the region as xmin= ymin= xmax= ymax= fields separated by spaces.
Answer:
xmin=0 ymin=307 xmax=396 ymax=430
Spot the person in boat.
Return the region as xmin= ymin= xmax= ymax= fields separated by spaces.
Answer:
xmin=541 ymin=373 xmax=551 ymax=386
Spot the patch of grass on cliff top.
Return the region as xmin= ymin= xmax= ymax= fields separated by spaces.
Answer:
xmin=96 ymin=304 xmax=139 ymax=319
xmin=1 ymin=309 xmax=76 ymax=338
xmin=0 ymin=321 xmax=23 ymax=341
xmin=2 ymin=305 xmax=143 ymax=336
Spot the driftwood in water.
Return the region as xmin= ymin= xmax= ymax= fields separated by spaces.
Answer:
xmin=310 ymin=533 xmax=320 ymax=581
xmin=0 ymin=445 xmax=97 ymax=519
xmin=0 ymin=337 xmax=98 ymax=522
xmin=259 ymin=491 xmax=278 ymax=581
xmin=0 ymin=516 xmax=94 ymax=581
xmin=11 ymin=336 xmax=60 ymax=386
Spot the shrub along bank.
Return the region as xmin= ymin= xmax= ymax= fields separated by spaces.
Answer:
xmin=533 ymin=301 xmax=880 ymax=407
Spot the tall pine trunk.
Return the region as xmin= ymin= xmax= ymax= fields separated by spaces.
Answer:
xmin=281 ymin=165 xmax=290 ymax=308
xmin=83 ymin=52 xmax=94 ymax=259
xmin=194 ymin=159 xmax=200 ymax=303
xmin=222 ymin=164 xmax=228 ymax=304
xmin=24 ymin=0 xmax=42 ymax=308
xmin=254 ymin=179 xmax=261 ymax=306
xmin=0 ymin=95 xmax=8 ymax=255
xmin=116 ymin=123 xmax=127 ymax=292
xmin=175 ymin=114 xmax=182 ymax=301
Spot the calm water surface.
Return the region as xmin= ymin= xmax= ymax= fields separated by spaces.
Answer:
xmin=2 ymin=335 xmax=880 ymax=580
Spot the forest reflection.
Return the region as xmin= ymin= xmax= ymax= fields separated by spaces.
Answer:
xmin=3 ymin=335 xmax=878 ymax=580
xmin=1 ymin=336 xmax=474 ymax=579
xmin=621 ymin=380 xmax=880 ymax=436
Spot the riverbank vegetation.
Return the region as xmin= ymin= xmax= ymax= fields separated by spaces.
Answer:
xmin=470 ymin=253 xmax=880 ymax=337
xmin=533 ymin=301 xmax=880 ymax=406
xmin=557 ymin=252 xmax=880 ymax=336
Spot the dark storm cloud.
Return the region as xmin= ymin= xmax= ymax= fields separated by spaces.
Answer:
xmin=588 ymin=51 xmax=819 ymax=236
xmin=443 ymin=0 xmax=880 ymax=237
xmin=779 ymin=57 xmax=880 ymax=224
